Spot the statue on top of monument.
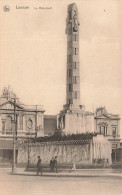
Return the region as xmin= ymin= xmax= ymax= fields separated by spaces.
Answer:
xmin=72 ymin=11 xmax=80 ymax=32
xmin=65 ymin=5 xmax=80 ymax=34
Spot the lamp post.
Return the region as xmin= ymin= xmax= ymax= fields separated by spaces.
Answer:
xmin=113 ymin=134 xmax=117 ymax=163
xmin=27 ymin=134 xmax=31 ymax=168
xmin=12 ymin=98 xmax=17 ymax=174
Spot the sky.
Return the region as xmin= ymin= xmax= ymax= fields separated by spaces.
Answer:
xmin=0 ymin=0 xmax=122 ymax=136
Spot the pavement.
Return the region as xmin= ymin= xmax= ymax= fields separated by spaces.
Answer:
xmin=13 ymin=168 xmax=122 ymax=178
xmin=0 ymin=168 xmax=122 ymax=195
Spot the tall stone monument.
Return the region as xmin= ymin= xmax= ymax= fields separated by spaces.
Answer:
xmin=56 ymin=3 xmax=94 ymax=135
xmin=65 ymin=3 xmax=80 ymax=110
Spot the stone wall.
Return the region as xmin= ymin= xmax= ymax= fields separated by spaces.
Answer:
xmin=18 ymin=141 xmax=91 ymax=165
xmin=17 ymin=135 xmax=112 ymax=165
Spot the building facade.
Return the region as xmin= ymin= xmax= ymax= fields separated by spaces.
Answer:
xmin=0 ymin=87 xmax=45 ymax=163
xmin=94 ymin=107 xmax=121 ymax=153
xmin=0 ymin=87 xmax=45 ymax=139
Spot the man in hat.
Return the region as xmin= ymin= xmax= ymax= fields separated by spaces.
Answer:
xmin=50 ymin=157 xmax=54 ymax=172
xmin=37 ymin=156 xmax=42 ymax=175
xmin=54 ymin=156 xmax=58 ymax=173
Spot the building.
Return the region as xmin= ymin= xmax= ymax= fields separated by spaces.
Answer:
xmin=0 ymin=87 xmax=45 ymax=138
xmin=94 ymin=107 xmax=121 ymax=161
xmin=0 ymin=87 xmax=45 ymax=163
xmin=116 ymin=141 xmax=122 ymax=162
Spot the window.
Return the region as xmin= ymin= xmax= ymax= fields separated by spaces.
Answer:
xmin=112 ymin=127 xmax=116 ymax=136
xmin=69 ymin=84 xmax=72 ymax=92
xmin=6 ymin=116 xmax=12 ymax=134
xmin=68 ymin=69 xmax=72 ymax=77
xmin=19 ymin=115 xmax=23 ymax=130
xmin=73 ymin=76 xmax=79 ymax=84
xmin=101 ymin=126 xmax=105 ymax=136
xmin=74 ymin=48 xmax=78 ymax=55
xmin=73 ymin=62 xmax=79 ymax=69
xmin=112 ymin=143 xmax=117 ymax=149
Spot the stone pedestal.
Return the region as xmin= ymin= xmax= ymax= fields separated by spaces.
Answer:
xmin=57 ymin=105 xmax=86 ymax=135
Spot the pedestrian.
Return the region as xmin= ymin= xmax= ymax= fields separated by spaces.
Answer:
xmin=37 ymin=156 xmax=42 ymax=176
xmin=54 ymin=156 xmax=58 ymax=173
xmin=50 ymin=157 xmax=54 ymax=172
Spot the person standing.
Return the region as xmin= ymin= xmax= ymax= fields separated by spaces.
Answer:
xmin=37 ymin=156 xmax=42 ymax=175
xmin=54 ymin=156 xmax=58 ymax=173
xmin=50 ymin=157 xmax=54 ymax=172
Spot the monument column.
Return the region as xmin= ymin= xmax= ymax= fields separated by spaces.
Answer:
xmin=64 ymin=3 xmax=80 ymax=110
xmin=56 ymin=3 xmax=87 ymax=135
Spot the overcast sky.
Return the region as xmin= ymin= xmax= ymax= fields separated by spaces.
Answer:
xmin=0 ymin=0 xmax=122 ymax=136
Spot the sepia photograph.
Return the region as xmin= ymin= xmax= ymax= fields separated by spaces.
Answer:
xmin=0 ymin=0 xmax=122 ymax=194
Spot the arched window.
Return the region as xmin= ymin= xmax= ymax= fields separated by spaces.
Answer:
xmin=99 ymin=122 xmax=108 ymax=136
xmin=101 ymin=126 xmax=105 ymax=136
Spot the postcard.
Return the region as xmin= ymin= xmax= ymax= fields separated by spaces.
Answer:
xmin=0 ymin=0 xmax=121 ymax=195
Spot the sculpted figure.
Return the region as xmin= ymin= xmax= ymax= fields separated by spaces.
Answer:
xmin=58 ymin=114 xmax=65 ymax=129
xmin=73 ymin=11 xmax=80 ymax=32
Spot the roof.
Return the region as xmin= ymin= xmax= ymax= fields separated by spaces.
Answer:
xmin=0 ymin=99 xmax=45 ymax=113
xmin=95 ymin=114 xmax=120 ymax=120
xmin=95 ymin=107 xmax=120 ymax=120
xmin=0 ymin=100 xmax=24 ymax=109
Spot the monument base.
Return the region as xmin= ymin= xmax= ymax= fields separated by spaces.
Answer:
xmin=57 ymin=104 xmax=94 ymax=135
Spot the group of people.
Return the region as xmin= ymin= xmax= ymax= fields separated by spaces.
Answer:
xmin=50 ymin=156 xmax=58 ymax=173
xmin=37 ymin=156 xmax=58 ymax=176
